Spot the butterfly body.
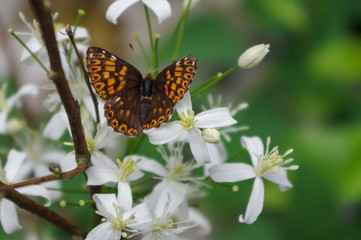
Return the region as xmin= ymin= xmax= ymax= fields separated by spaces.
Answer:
xmin=86 ymin=47 xmax=198 ymax=137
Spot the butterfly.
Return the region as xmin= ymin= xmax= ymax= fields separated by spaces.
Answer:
xmin=86 ymin=47 xmax=198 ymax=137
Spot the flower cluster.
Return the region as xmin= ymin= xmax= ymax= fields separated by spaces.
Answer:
xmin=0 ymin=1 xmax=298 ymax=239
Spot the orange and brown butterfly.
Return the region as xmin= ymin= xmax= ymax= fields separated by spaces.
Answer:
xmin=86 ymin=47 xmax=198 ymax=137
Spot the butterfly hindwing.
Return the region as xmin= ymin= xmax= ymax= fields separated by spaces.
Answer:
xmin=104 ymin=89 xmax=142 ymax=136
xmin=143 ymin=55 xmax=198 ymax=130
xmin=86 ymin=47 xmax=143 ymax=100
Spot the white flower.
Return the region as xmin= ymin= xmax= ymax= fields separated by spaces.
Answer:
xmin=17 ymin=12 xmax=90 ymax=77
xmin=22 ymin=138 xmax=66 ymax=201
xmin=201 ymin=94 xmax=248 ymax=142
xmin=43 ymin=107 xmax=69 ymax=140
xmin=59 ymin=119 xmax=116 ymax=172
xmin=145 ymin=92 xmax=237 ymax=165
xmin=238 ymin=44 xmax=270 ymax=69
xmin=209 ymin=136 xmax=298 ymax=224
xmin=106 ymin=0 xmax=171 ymax=24
xmin=137 ymin=143 xmax=203 ymax=216
xmin=86 ymin=155 xmax=144 ymax=207
xmin=133 ymin=194 xmax=197 ymax=240
xmin=203 ymin=141 xmax=227 ymax=177
xmin=85 ymin=193 xmax=151 ymax=240
xmin=0 ymin=83 xmax=38 ymax=134
xmin=43 ymin=67 xmax=105 ymax=140
xmin=0 ymin=149 xmax=51 ymax=234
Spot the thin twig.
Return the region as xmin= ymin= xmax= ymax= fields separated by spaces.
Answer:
xmin=65 ymin=25 xmax=100 ymax=124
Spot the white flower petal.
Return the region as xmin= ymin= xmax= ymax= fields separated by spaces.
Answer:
xmin=188 ymin=128 xmax=210 ymax=165
xmin=209 ymin=163 xmax=256 ymax=182
xmin=91 ymin=151 xmax=117 ymax=168
xmin=137 ymin=157 xmax=168 ymax=177
xmin=117 ymin=182 xmax=132 ymax=210
xmin=4 ymin=149 xmax=26 ymax=182
xmin=59 ymin=152 xmax=77 ymax=172
xmin=263 ymin=168 xmax=293 ymax=191
xmin=20 ymin=36 xmax=42 ymax=62
xmin=195 ymin=108 xmax=237 ymax=128
xmin=148 ymin=180 xmax=188 ymax=217
xmin=143 ymin=0 xmax=172 ymax=23
xmin=85 ymin=165 xmax=118 ymax=186
xmin=188 ymin=207 xmax=211 ymax=236
xmin=175 ymin=91 xmax=192 ymax=114
xmin=204 ymin=142 xmax=227 ymax=177
xmin=17 ymin=185 xmax=51 ymax=206
xmin=41 ymin=181 xmax=63 ymax=202
xmin=93 ymin=194 xmax=118 ymax=218
xmin=126 ymin=202 xmax=152 ymax=227
xmin=94 ymin=124 xmax=116 ymax=150
xmin=145 ymin=121 xmax=185 ymax=145
xmin=0 ymin=112 xmax=8 ymax=134
xmin=0 ymin=199 xmax=22 ymax=234
xmin=239 ymin=177 xmax=264 ymax=224
xmin=85 ymin=222 xmax=121 ymax=240
xmin=241 ymin=136 xmax=264 ymax=167
xmin=56 ymin=26 xmax=90 ymax=41
xmin=106 ymin=0 xmax=140 ymax=24
xmin=127 ymin=167 xmax=144 ymax=181
xmin=43 ymin=110 xmax=68 ymax=140
xmin=41 ymin=150 xmax=67 ymax=164
xmin=7 ymin=85 xmax=38 ymax=109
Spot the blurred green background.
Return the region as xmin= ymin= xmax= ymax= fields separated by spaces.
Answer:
xmin=1 ymin=0 xmax=361 ymax=239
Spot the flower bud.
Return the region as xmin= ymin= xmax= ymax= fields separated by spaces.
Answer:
xmin=6 ymin=119 xmax=23 ymax=134
xmin=238 ymin=44 xmax=270 ymax=69
xmin=202 ymin=128 xmax=221 ymax=144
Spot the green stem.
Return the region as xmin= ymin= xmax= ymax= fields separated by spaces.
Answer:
xmin=8 ymin=28 xmax=49 ymax=73
xmin=67 ymin=9 xmax=85 ymax=63
xmin=226 ymin=147 xmax=247 ymax=163
xmin=153 ymin=34 xmax=160 ymax=76
xmin=144 ymin=5 xmax=155 ymax=71
xmin=191 ymin=65 xmax=239 ymax=98
xmin=134 ymin=33 xmax=151 ymax=70
xmin=46 ymin=187 xmax=89 ymax=194
xmin=172 ymin=0 xmax=192 ymax=61
xmin=160 ymin=9 xmax=183 ymax=61
xmin=124 ymin=134 xmax=146 ymax=156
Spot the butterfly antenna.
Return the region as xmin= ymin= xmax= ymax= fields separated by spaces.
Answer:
xmin=128 ymin=43 xmax=159 ymax=75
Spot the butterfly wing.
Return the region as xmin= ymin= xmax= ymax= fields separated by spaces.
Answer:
xmin=143 ymin=55 xmax=198 ymax=130
xmin=104 ymin=90 xmax=143 ymax=136
xmin=86 ymin=47 xmax=143 ymax=100
xmin=86 ymin=47 xmax=144 ymax=136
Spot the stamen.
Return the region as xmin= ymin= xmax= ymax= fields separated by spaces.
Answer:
xmin=117 ymin=156 xmax=140 ymax=182
xmin=178 ymin=109 xmax=196 ymax=130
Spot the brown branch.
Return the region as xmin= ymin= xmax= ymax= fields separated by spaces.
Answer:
xmin=28 ymin=0 xmax=89 ymax=160
xmin=2 ymin=158 xmax=89 ymax=190
xmin=0 ymin=182 xmax=86 ymax=237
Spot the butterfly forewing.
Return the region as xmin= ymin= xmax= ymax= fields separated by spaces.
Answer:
xmin=86 ymin=47 xmax=143 ymax=100
xmin=143 ymin=55 xmax=198 ymax=130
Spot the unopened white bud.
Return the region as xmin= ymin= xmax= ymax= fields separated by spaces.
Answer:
xmin=6 ymin=119 xmax=22 ymax=134
xmin=202 ymin=128 xmax=221 ymax=144
xmin=238 ymin=44 xmax=270 ymax=69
